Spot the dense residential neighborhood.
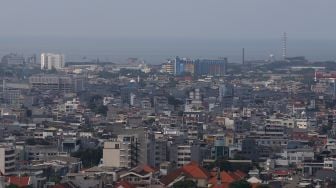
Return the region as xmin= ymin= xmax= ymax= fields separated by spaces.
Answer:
xmin=0 ymin=53 xmax=336 ymax=188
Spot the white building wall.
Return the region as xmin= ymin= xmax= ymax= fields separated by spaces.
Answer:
xmin=41 ymin=53 xmax=65 ymax=70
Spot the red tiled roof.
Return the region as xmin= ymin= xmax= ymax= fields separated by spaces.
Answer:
xmin=233 ymin=170 xmax=247 ymax=178
xmin=251 ymin=183 xmax=261 ymax=188
xmin=142 ymin=164 xmax=156 ymax=173
xmin=160 ymin=162 xmax=211 ymax=185
xmin=182 ymin=162 xmax=211 ymax=179
xmin=209 ymin=170 xmax=246 ymax=187
xmin=7 ymin=176 xmax=30 ymax=187
xmin=132 ymin=164 xmax=157 ymax=174
xmin=160 ymin=168 xmax=184 ymax=186
xmin=272 ymin=169 xmax=290 ymax=176
xmin=128 ymin=164 xmax=158 ymax=176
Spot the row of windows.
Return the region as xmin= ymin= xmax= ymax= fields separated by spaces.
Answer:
xmin=258 ymin=140 xmax=287 ymax=145
xmin=5 ymin=150 xmax=15 ymax=155
xmin=5 ymin=157 xmax=15 ymax=161
xmin=177 ymin=152 xmax=191 ymax=156
xmin=288 ymin=156 xmax=313 ymax=161
xmin=5 ymin=162 xmax=15 ymax=167
xmin=28 ymin=152 xmax=57 ymax=156
xmin=178 ymin=157 xmax=191 ymax=161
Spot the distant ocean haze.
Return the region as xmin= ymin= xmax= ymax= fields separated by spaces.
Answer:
xmin=0 ymin=37 xmax=335 ymax=64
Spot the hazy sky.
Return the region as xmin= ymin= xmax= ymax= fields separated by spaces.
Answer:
xmin=1 ymin=0 xmax=336 ymax=40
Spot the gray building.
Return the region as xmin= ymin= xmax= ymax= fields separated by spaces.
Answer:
xmin=29 ymin=74 xmax=86 ymax=92
xmin=1 ymin=53 xmax=25 ymax=65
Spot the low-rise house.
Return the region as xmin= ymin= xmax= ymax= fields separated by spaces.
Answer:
xmin=119 ymin=164 xmax=159 ymax=188
xmin=160 ymin=162 xmax=211 ymax=188
xmin=208 ymin=169 xmax=247 ymax=188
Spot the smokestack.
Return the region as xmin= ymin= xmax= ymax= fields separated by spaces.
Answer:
xmin=282 ymin=32 xmax=287 ymax=60
xmin=242 ymin=48 xmax=245 ymax=65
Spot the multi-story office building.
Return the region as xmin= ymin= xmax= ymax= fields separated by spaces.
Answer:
xmin=194 ymin=58 xmax=227 ymax=76
xmin=41 ymin=53 xmax=65 ymax=70
xmin=0 ymin=144 xmax=16 ymax=175
xmin=103 ymin=134 xmax=139 ymax=168
xmin=219 ymin=84 xmax=234 ymax=100
xmin=104 ymin=127 xmax=154 ymax=167
xmin=62 ymin=138 xmax=80 ymax=153
xmin=282 ymin=147 xmax=314 ymax=165
xmin=153 ymin=138 xmax=168 ymax=167
xmin=212 ymin=134 xmax=229 ymax=160
xmin=161 ymin=60 xmax=175 ymax=74
xmin=175 ymin=143 xmax=200 ymax=167
xmin=174 ymin=57 xmax=185 ymax=75
xmin=25 ymin=145 xmax=61 ymax=161
xmin=29 ymin=74 xmax=86 ymax=92
xmin=174 ymin=57 xmax=194 ymax=75
xmin=1 ymin=53 xmax=25 ymax=65
xmin=2 ymin=88 xmax=22 ymax=106
xmin=173 ymin=56 xmax=227 ymax=76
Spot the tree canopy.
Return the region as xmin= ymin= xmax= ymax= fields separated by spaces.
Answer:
xmin=173 ymin=180 xmax=197 ymax=188
xmin=229 ymin=180 xmax=252 ymax=188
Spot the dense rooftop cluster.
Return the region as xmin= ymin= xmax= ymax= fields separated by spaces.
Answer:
xmin=1 ymin=54 xmax=336 ymax=187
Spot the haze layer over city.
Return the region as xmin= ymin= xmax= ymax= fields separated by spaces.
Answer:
xmin=0 ymin=0 xmax=336 ymax=63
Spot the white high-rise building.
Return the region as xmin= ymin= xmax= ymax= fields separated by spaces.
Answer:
xmin=103 ymin=134 xmax=139 ymax=168
xmin=0 ymin=144 xmax=16 ymax=175
xmin=41 ymin=53 xmax=65 ymax=70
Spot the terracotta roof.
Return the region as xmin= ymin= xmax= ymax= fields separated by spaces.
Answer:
xmin=209 ymin=170 xmax=246 ymax=187
xmin=130 ymin=164 xmax=157 ymax=175
xmin=142 ymin=164 xmax=156 ymax=173
xmin=160 ymin=162 xmax=211 ymax=186
xmin=233 ymin=170 xmax=247 ymax=178
xmin=114 ymin=180 xmax=136 ymax=188
xmin=7 ymin=176 xmax=30 ymax=187
xmin=251 ymin=183 xmax=261 ymax=188
xmin=272 ymin=169 xmax=291 ymax=176
xmin=182 ymin=162 xmax=211 ymax=179
xmin=160 ymin=168 xmax=184 ymax=186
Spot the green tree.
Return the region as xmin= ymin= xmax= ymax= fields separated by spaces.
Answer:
xmin=96 ymin=105 xmax=108 ymax=116
xmin=215 ymin=159 xmax=252 ymax=173
xmin=88 ymin=95 xmax=108 ymax=116
xmin=167 ymin=95 xmax=183 ymax=106
xmin=218 ymin=160 xmax=233 ymax=171
xmin=6 ymin=184 xmax=19 ymax=188
xmin=173 ymin=180 xmax=197 ymax=188
xmin=256 ymin=185 xmax=271 ymax=188
xmin=229 ymin=180 xmax=252 ymax=188
xmin=98 ymin=71 xmax=118 ymax=79
xmin=71 ymin=148 xmax=103 ymax=168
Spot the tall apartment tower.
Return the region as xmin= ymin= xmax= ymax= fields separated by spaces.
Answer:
xmin=282 ymin=32 xmax=287 ymax=60
xmin=41 ymin=53 xmax=65 ymax=70
xmin=0 ymin=144 xmax=16 ymax=175
xmin=103 ymin=134 xmax=139 ymax=168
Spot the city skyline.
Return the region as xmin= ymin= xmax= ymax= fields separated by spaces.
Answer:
xmin=1 ymin=0 xmax=336 ymax=63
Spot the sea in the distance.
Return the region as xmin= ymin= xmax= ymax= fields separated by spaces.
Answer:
xmin=0 ymin=37 xmax=335 ymax=64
